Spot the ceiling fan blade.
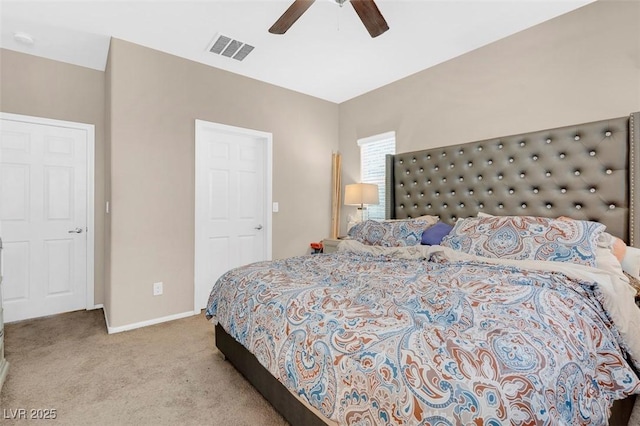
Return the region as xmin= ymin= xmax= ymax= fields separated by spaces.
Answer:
xmin=350 ymin=0 xmax=389 ymax=38
xmin=269 ymin=0 xmax=316 ymax=34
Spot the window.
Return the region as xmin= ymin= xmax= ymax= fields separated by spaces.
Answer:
xmin=358 ymin=131 xmax=396 ymax=220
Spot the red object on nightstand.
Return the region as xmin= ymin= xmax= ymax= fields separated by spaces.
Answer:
xmin=310 ymin=242 xmax=323 ymax=254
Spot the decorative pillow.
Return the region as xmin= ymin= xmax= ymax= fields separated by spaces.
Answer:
xmin=440 ymin=215 xmax=605 ymax=266
xmin=622 ymin=246 xmax=640 ymax=279
xmin=347 ymin=217 xmax=437 ymax=247
xmin=421 ymin=222 xmax=454 ymax=245
xmin=597 ymin=232 xmax=640 ymax=279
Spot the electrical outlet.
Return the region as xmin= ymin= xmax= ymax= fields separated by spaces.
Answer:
xmin=153 ymin=282 xmax=163 ymax=296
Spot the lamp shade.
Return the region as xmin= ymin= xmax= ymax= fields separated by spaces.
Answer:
xmin=344 ymin=183 xmax=379 ymax=206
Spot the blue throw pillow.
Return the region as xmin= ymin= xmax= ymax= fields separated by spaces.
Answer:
xmin=421 ymin=222 xmax=454 ymax=245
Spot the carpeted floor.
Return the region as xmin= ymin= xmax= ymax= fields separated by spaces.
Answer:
xmin=2 ymin=310 xmax=639 ymax=426
xmin=0 ymin=310 xmax=287 ymax=425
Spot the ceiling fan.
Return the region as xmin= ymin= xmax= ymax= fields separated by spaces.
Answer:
xmin=269 ymin=0 xmax=389 ymax=38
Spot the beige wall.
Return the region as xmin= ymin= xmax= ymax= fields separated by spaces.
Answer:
xmin=338 ymin=0 xmax=640 ymax=234
xmin=107 ymin=39 xmax=338 ymax=327
xmin=0 ymin=48 xmax=106 ymax=306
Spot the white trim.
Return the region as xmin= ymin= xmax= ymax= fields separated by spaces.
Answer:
xmin=89 ymin=303 xmax=104 ymax=311
xmin=194 ymin=120 xmax=273 ymax=312
xmin=0 ymin=112 xmax=96 ymax=310
xmin=357 ymin=131 xmax=396 ymax=147
xmin=104 ymin=309 xmax=196 ymax=334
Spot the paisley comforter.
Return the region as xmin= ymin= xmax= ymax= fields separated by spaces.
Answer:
xmin=205 ymin=244 xmax=640 ymax=425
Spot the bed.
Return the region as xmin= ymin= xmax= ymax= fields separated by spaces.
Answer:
xmin=206 ymin=112 xmax=640 ymax=425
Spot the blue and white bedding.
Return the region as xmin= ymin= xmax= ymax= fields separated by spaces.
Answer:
xmin=206 ymin=242 xmax=640 ymax=425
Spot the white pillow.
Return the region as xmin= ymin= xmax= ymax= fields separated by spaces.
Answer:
xmin=621 ymin=246 xmax=640 ymax=279
xmin=595 ymin=247 xmax=626 ymax=278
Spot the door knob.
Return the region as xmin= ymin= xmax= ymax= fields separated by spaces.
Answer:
xmin=68 ymin=228 xmax=84 ymax=234
xmin=254 ymin=225 xmax=263 ymax=230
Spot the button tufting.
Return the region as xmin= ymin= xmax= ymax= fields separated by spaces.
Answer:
xmin=427 ymin=155 xmax=431 ymax=160
xmin=400 ymin=204 xmax=404 ymax=208
xmin=399 ymin=160 xmax=404 ymax=164
xmin=478 ymin=146 xmax=483 ymax=151
xmin=420 ymin=193 xmax=424 ymax=197
xmin=469 ymin=190 xmax=474 ymax=195
xmin=532 ymin=155 xmax=538 ymax=161
xmin=605 ymin=131 xmax=612 ymax=137
xmin=459 ymin=149 xmax=464 ymax=155
xmin=419 ymin=168 xmax=424 ymax=172
xmin=546 ymin=171 xmax=551 ymax=177
xmin=546 ymin=203 xmax=552 ymax=209
xmin=435 ymin=191 xmax=440 ymax=196
xmin=509 ymin=189 xmax=514 ymax=194
xmin=498 ymin=175 xmax=503 ymax=180
xmin=413 ymin=181 xmax=417 ymax=185
xmin=574 ymin=170 xmax=581 ymax=176
xmin=590 ymin=187 xmax=596 ymax=193
xmin=427 ymin=204 xmax=432 ymax=209
xmin=498 ymin=204 xmax=504 ymax=209
xmin=606 ymin=169 xmax=613 ymax=175
xmin=521 ymin=203 xmax=527 ymax=209
xmin=459 ymin=177 xmax=464 ymax=182
xmin=460 ymin=203 xmax=465 ymax=208
xmin=478 ymin=175 xmax=483 ymax=181
xmin=450 ymin=164 xmax=455 ymax=169
xmin=561 ymin=188 xmax=567 ymax=193
xmin=589 ymin=151 xmax=596 ymax=157
xmin=533 ymin=188 xmax=539 ymax=194
xmin=406 ymin=170 xmax=410 ymax=175
xmin=520 ymin=141 xmax=526 ymax=147
xmin=488 ymin=189 xmax=493 ymax=194
xmin=443 ymin=203 xmax=448 ymax=209
xmin=427 ymin=179 xmax=432 ymax=184
xmin=520 ymin=173 xmax=525 ymax=178
xmin=609 ymin=204 xmax=615 ymax=210
xmin=412 ymin=158 xmax=416 ymax=163
xmin=574 ymin=135 xmax=580 ymax=141
xmin=442 ymin=152 xmax=447 ymax=157
xmin=559 ymin=153 xmax=566 ymax=159
xmin=498 ymin=143 xmax=503 ymax=149
xmin=546 ymin=138 xmax=552 ymax=144
xmin=451 ymin=190 xmax=455 ymax=195
xmin=442 ymin=178 xmax=447 ymax=183
xmin=488 ymin=160 xmax=493 ymax=165
xmin=400 ymin=183 xmax=404 ymax=187
xmin=468 ymin=162 xmax=473 ymax=167
xmin=479 ymin=203 xmax=484 ymax=208
xmin=414 ymin=204 xmax=418 ymax=209
xmin=575 ymin=204 xmax=582 ymax=210
xmin=452 ymin=216 xmax=457 ymax=221
xmin=434 ymin=166 xmax=439 ymax=171
xmin=509 ymin=158 xmax=514 ymax=163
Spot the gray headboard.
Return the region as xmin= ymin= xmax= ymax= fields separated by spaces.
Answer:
xmin=386 ymin=112 xmax=639 ymax=247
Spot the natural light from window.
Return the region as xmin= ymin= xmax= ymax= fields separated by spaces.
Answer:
xmin=358 ymin=131 xmax=396 ymax=221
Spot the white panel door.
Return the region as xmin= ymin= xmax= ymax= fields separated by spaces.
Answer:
xmin=195 ymin=121 xmax=271 ymax=311
xmin=0 ymin=119 xmax=88 ymax=322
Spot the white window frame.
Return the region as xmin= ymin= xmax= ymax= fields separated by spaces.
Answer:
xmin=357 ymin=131 xmax=396 ymax=221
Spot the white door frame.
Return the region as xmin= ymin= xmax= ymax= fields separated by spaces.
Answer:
xmin=0 ymin=112 xmax=96 ymax=310
xmin=194 ymin=120 xmax=273 ymax=314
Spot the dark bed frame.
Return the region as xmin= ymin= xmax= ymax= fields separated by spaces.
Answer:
xmin=216 ymin=113 xmax=639 ymax=425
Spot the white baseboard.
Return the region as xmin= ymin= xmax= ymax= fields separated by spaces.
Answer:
xmin=89 ymin=304 xmax=104 ymax=310
xmin=103 ymin=310 xmax=196 ymax=334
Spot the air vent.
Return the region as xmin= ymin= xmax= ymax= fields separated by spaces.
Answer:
xmin=207 ymin=34 xmax=254 ymax=62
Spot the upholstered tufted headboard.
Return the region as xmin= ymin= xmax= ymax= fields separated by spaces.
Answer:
xmin=386 ymin=113 xmax=639 ymax=247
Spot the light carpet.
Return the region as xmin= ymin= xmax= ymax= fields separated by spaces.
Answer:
xmin=2 ymin=310 xmax=639 ymax=425
xmin=0 ymin=310 xmax=286 ymax=425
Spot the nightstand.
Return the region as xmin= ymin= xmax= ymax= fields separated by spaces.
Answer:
xmin=322 ymin=238 xmax=342 ymax=254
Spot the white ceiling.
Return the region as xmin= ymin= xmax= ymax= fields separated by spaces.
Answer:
xmin=0 ymin=0 xmax=594 ymax=103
